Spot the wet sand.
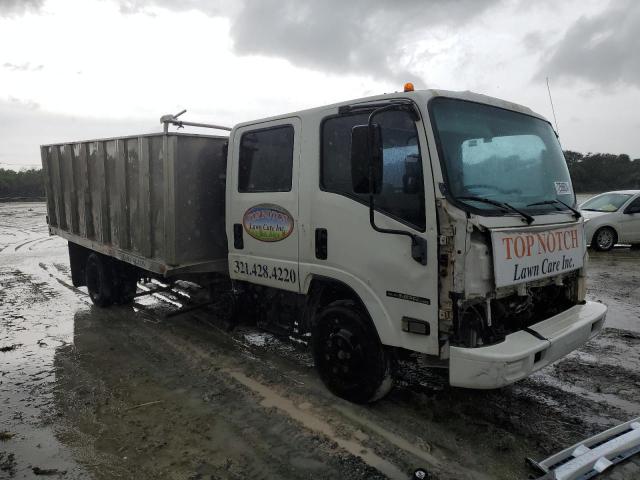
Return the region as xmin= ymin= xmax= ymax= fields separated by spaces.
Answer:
xmin=1 ymin=202 xmax=639 ymax=479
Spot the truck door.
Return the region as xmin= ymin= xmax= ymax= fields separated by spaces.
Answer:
xmin=227 ymin=117 xmax=301 ymax=292
xmin=307 ymin=107 xmax=440 ymax=355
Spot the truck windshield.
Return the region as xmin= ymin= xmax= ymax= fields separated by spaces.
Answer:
xmin=429 ymin=97 xmax=575 ymax=215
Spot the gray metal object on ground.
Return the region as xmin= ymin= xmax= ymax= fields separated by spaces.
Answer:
xmin=529 ymin=417 xmax=640 ymax=479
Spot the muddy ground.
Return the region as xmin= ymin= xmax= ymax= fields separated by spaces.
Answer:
xmin=1 ymin=202 xmax=640 ymax=480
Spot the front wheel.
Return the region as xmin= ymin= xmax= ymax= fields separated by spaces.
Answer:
xmin=592 ymin=227 xmax=617 ymax=251
xmin=312 ymin=300 xmax=394 ymax=403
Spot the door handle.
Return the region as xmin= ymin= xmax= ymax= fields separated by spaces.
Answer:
xmin=233 ymin=223 xmax=244 ymax=249
xmin=315 ymin=228 xmax=327 ymax=260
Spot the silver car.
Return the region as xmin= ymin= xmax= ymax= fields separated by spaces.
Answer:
xmin=580 ymin=190 xmax=640 ymax=251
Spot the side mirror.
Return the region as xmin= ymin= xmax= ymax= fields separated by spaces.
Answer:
xmin=351 ymin=124 xmax=383 ymax=194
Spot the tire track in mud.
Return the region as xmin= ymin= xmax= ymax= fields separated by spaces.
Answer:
xmin=13 ymin=235 xmax=51 ymax=252
xmin=137 ymin=320 xmax=422 ymax=478
xmin=37 ymin=271 xmax=446 ymax=479
xmin=93 ymin=300 xmax=508 ymax=479
xmin=225 ymin=368 xmax=410 ymax=480
xmin=5 ymin=203 xmax=640 ymax=479
xmin=46 ymin=269 xmax=640 ymax=479
xmin=53 ymin=309 xmax=391 ymax=480
xmin=76 ymin=289 xmax=453 ymax=477
xmin=27 ymin=236 xmax=58 ymax=251
xmin=39 ymin=265 xmax=414 ymax=477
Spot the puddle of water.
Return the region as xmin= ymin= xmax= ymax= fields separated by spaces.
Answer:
xmin=243 ymin=332 xmax=275 ymax=347
xmin=0 ymin=271 xmax=90 ymax=477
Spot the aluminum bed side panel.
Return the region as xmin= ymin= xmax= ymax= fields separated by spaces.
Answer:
xmin=75 ymin=143 xmax=92 ymax=239
xmin=149 ymin=135 xmax=166 ymax=260
xmin=88 ymin=141 xmax=110 ymax=244
xmin=41 ymin=133 xmax=229 ymax=274
xmin=174 ymin=136 xmax=228 ymax=265
xmin=40 ymin=146 xmax=57 ymax=227
xmin=59 ymin=144 xmax=78 ymax=235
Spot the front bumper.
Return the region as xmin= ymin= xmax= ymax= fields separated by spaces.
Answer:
xmin=449 ymin=301 xmax=607 ymax=389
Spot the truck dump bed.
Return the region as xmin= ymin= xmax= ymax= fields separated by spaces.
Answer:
xmin=40 ymin=132 xmax=228 ymax=276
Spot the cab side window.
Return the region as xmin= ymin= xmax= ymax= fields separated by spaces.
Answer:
xmin=626 ymin=196 xmax=640 ymax=213
xmin=238 ymin=125 xmax=294 ymax=193
xmin=321 ymin=110 xmax=426 ymax=230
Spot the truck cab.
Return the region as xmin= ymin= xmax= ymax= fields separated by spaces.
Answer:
xmin=225 ymin=88 xmax=607 ymax=402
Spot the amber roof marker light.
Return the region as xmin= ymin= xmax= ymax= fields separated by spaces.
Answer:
xmin=404 ymin=82 xmax=415 ymax=92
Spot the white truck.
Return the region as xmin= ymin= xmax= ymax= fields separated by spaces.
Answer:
xmin=41 ymin=86 xmax=607 ymax=403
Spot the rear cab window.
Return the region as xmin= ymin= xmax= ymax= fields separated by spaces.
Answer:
xmin=238 ymin=125 xmax=294 ymax=193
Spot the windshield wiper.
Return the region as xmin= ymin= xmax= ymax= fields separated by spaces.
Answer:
xmin=527 ymin=199 xmax=581 ymax=220
xmin=456 ymin=196 xmax=535 ymax=224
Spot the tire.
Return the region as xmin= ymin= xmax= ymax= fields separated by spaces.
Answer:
xmin=85 ymin=253 xmax=114 ymax=307
xmin=592 ymin=227 xmax=617 ymax=251
xmin=113 ymin=276 xmax=138 ymax=305
xmin=312 ymin=300 xmax=394 ymax=403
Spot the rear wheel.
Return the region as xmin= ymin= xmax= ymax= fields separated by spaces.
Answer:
xmin=592 ymin=227 xmax=617 ymax=251
xmin=113 ymin=275 xmax=138 ymax=305
xmin=312 ymin=300 xmax=394 ymax=403
xmin=85 ymin=253 xmax=114 ymax=307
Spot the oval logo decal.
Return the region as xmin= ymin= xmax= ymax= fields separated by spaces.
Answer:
xmin=243 ymin=204 xmax=294 ymax=242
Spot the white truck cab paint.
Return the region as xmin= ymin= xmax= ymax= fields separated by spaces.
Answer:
xmin=45 ymin=87 xmax=607 ymax=403
xmin=225 ymin=88 xmax=606 ymax=397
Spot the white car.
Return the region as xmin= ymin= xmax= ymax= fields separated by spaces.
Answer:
xmin=580 ymin=190 xmax=640 ymax=251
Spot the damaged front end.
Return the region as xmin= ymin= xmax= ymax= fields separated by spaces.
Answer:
xmin=437 ymin=204 xmax=605 ymax=389
xmin=453 ymin=277 xmax=581 ymax=348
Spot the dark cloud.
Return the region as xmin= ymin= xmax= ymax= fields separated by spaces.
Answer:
xmin=232 ymin=0 xmax=502 ymax=81
xmin=118 ymin=0 xmax=500 ymax=81
xmin=0 ymin=0 xmax=43 ymax=16
xmin=3 ymin=62 xmax=44 ymax=72
xmin=537 ymin=0 xmax=640 ymax=87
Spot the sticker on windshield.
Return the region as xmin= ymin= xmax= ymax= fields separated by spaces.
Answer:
xmin=554 ymin=181 xmax=571 ymax=195
xmin=243 ymin=204 xmax=294 ymax=242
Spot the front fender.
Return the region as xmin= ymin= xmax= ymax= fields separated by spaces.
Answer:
xmin=300 ymin=264 xmax=403 ymax=350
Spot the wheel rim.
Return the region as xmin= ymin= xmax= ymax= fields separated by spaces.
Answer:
xmin=597 ymin=229 xmax=614 ymax=249
xmin=323 ymin=324 xmax=365 ymax=383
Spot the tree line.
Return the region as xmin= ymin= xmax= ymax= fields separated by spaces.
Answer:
xmin=563 ymin=152 xmax=640 ymax=193
xmin=0 ymin=168 xmax=45 ymax=199
xmin=1 ymin=151 xmax=638 ymax=199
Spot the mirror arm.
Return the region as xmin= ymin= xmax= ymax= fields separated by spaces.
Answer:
xmin=365 ymin=104 xmax=427 ymax=266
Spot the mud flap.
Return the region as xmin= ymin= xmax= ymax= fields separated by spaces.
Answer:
xmin=528 ymin=417 xmax=640 ymax=479
xmin=68 ymin=242 xmax=90 ymax=287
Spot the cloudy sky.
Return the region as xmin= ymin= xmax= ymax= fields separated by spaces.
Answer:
xmin=1 ymin=0 xmax=639 ymax=169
